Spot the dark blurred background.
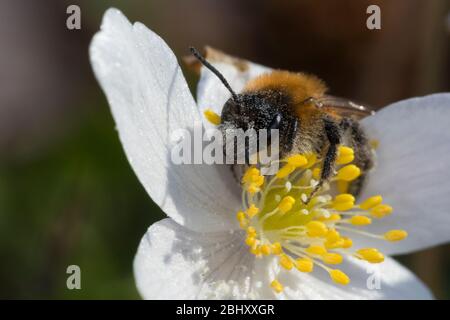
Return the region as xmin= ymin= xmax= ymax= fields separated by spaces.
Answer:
xmin=0 ymin=0 xmax=449 ymax=299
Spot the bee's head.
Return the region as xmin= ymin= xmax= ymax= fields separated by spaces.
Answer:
xmin=220 ymin=92 xmax=287 ymax=133
xmin=190 ymin=47 xmax=296 ymax=162
xmin=189 ymin=47 xmax=286 ymax=132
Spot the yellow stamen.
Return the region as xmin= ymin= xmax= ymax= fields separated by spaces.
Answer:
xmin=260 ymin=244 xmax=272 ymax=255
xmin=276 ymin=164 xmax=295 ymax=178
xmin=337 ymin=146 xmax=355 ymax=165
xmin=342 ymin=237 xmax=353 ymax=248
xmin=279 ymin=254 xmax=294 ymax=270
xmin=384 ymin=230 xmax=408 ymax=242
xmin=247 ymin=184 xmax=260 ymax=194
xmin=323 ymin=253 xmax=343 ymax=265
xmin=246 ymin=204 xmax=260 ymax=218
xmin=287 ymin=154 xmax=308 ymax=167
xmin=250 ymin=246 xmax=261 ymax=256
xmin=359 ymin=195 xmax=383 ymax=210
xmin=350 ymin=215 xmax=372 ymax=226
xmin=306 ymin=221 xmax=328 ymax=237
xmin=252 ymin=175 xmax=264 ymax=186
xmin=247 ymin=226 xmax=257 ymax=237
xmin=312 ymin=167 xmax=321 ymax=180
xmin=236 ymin=211 xmax=246 ymax=222
xmin=242 ymin=167 xmax=261 ymax=184
xmin=329 ymin=214 xmax=342 ymax=221
xmin=304 ymin=153 xmax=317 ymax=168
xmin=329 ymin=269 xmax=350 ymax=285
xmin=245 ymin=236 xmax=256 ymax=247
xmin=295 ymin=258 xmax=314 ymax=272
xmin=334 ymin=194 xmax=355 ymax=203
xmin=336 ymin=165 xmax=361 ymax=181
xmin=325 ymin=240 xmax=345 ymax=249
xmin=306 ymin=245 xmax=327 ymax=255
xmin=236 ymin=211 xmax=248 ymax=228
xmin=271 ymin=242 xmax=282 ymax=255
xmin=356 ymin=248 xmax=385 ymax=263
xmin=270 ymin=280 xmax=283 ymax=293
xmin=203 ymin=108 xmax=221 ymax=125
xmin=278 ymin=196 xmax=296 ymax=213
xmin=324 ymin=230 xmax=344 ymax=249
xmin=332 ymin=194 xmax=355 ymax=211
xmin=371 ymin=204 xmax=393 ymax=218
xmin=326 ymin=229 xmax=341 ymax=242
xmin=235 ymin=146 xmax=407 ymax=293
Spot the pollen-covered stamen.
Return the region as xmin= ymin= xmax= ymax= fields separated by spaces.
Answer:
xmin=234 ymin=146 xmax=408 ymax=294
xmin=242 ymin=167 xmax=265 ymax=195
xmin=203 ymin=108 xmax=221 ymax=125
xmin=336 ymin=146 xmax=355 ymax=165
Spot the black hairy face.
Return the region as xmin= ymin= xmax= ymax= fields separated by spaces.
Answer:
xmin=221 ymin=90 xmax=288 ymax=130
xmin=220 ymin=90 xmax=297 ymax=152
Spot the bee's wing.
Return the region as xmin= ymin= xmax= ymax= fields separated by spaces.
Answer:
xmin=316 ymin=95 xmax=375 ymax=119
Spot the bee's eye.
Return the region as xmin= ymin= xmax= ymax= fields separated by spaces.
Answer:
xmin=268 ymin=113 xmax=282 ymax=130
xmin=221 ymin=99 xmax=242 ymax=122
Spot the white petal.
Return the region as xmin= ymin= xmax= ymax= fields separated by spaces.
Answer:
xmin=134 ymin=219 xmax=432 ymax=300
xmin=277 ymin=256 xmax=432 ymax=300
xmin=134 ymin=218 xmax=262 ymax=299
xmin=90 ymin=9 xmax=241 ymax=232
xmin=357 ymin=93 xmax=450 ymax=255
xmin=195 ymin=48 xmax=271 ymax=127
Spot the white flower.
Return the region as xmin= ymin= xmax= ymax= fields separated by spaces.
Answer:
xmin=90 ymin=8 xmax=450 ymax=299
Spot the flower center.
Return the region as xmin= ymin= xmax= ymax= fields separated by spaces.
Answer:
xmin=236 ymin=146 xmax=408 ymax=294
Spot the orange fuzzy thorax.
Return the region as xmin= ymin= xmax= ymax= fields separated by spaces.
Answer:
xmin=243 ymin=70 xmax=327 ymax=105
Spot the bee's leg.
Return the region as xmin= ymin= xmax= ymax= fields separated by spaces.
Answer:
xmin=340 ymin=118 xmax=374 ymax=196
xmin=307 ymin=118 xmax=341 ymax=201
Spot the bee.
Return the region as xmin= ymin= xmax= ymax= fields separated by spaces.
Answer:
xmin=189 ymin=47 xmax=374 ymax=197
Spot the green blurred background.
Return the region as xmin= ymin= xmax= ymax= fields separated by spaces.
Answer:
xmin=0 ymin=0 xmax=449 ymax=299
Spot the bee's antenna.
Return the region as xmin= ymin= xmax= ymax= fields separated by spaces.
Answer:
xmin=189 ymin=47 xmax=239 ymax=102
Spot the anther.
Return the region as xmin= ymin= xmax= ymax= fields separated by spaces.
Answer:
xmin=271 ymin=280 xmax=284 ymax=293
xmin=350 ymin=215 xmax=372 ymax=226
xmin=271 ymin=242 xmax=283 ymax=255
xmin=246 ymin=204 xmax=259 ymax=218
xmin=306 ymin=245 xmax=327 ymax=256
xmin=371 ymin=204 xmax=393 ymax=218
xmin=278 ymin=196 xmax=296 ymax=213
xmin=356 ymin=248 xmax=384 ymax=263
xmin=329 ymin=269 xmax=350 ymax=285
xmin=332 ymin=194 xmax=355 ymax=211
xmin=359 ymin=195 xmax=383 ymax=210
xmin=306 ymin=221 xmax=328 ymax=237
xmin=336 ymin=165 xmax=361 ymax=181
xmin=260 ymin=244 xmax=272 ymax=255
xmin=322 ymin=253 xmax=343 ymax=265
xmin=276 ymin=164 xmax=296 ymax=179
xmin=295 ymin=258 xmax=314 ymax=272
xmin=279 ymin=254 xmax=294 ymax=270
xmin=384 ymin=230 xmax=408 ymax=242
xmin=287 ymin=154 xmax=308 ymax=167
xmin=203 ymin=108 xmax=221 ymax=125
xmin=337 ymin=146 xmax=355 ymax=165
